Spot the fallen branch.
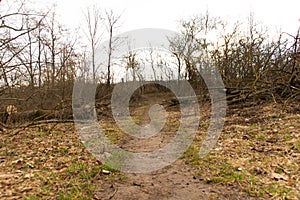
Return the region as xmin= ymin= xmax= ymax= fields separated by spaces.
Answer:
xmin=7 ymin=119 xmax=74 ymax=136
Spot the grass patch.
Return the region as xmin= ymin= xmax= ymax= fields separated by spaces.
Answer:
xmin=102 ymin=128 xmax=122 ymax=144
xmin=185 ymin=103 xmax=300 ymax=199
xmin=105 ymin=150 xmax=131 ymax=171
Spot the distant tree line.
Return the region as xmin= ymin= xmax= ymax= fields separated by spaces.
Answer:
xmin=168 ymin=12 xmax=300 ymax=103
xmin=0 ymin=1 xmax=299 ymax=126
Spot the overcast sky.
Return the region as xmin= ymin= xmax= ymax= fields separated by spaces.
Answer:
xmin=50 ymin=0 xmax=300 ymax=35
xmin=2 ymin=0 xmax=299 ymax=82
xmin=52 ymin=0 xmax=299 ymax=82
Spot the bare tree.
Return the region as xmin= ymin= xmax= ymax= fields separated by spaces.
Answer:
xmin=105 ymin=10 xmax=121 ymax=86
xmin=146 ymin=46 xmax=157 ymax=81
xmin=169 ymin=35 xmax=184 ymax=82
xmin=84 ymin=5 xmax=102 ymax=82
xmin=123 ymin=41 xmax=140 ymax=82
xmin=169 ymin=12 xmax=222 ymax=87
xmin=0 ymin=0 xmax=46 ymax=92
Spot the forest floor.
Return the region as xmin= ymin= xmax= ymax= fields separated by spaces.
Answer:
xmin=0 ymin=92 xmax=299 ymax=199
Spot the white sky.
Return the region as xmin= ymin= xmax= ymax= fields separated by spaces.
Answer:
xmin=2 ymin=0 xmax=299 ymax=82
xmin=1 ymin=0 xmax=294 ymax=46
xmin=50 ymin=0 xmax=299 ymax=82
xmin=2 ymin=0 xmax=299 ymax=39
xmin=50 ymin=0 xmax=299 ymax=35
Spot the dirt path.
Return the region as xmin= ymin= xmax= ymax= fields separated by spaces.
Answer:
xmin=95 ymin=94 xmax=258 ymax=199
xmin=95 ymin=159 xmax=258 ymax=200
xmin=1 ymin=94 xmax=298 ymax=199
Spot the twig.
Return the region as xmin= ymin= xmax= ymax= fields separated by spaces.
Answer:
xmin=108 ymin=187 xmax=118 ymax=200
xmin=8 ymin=119 xmax=74 ymax=136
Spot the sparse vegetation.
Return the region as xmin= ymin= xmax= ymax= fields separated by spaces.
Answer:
xmin=0 ymin=0 xmax=299 ymax=199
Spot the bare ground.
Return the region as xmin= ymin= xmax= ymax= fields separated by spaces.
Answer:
xmin=95 ymin=159 xmax=260 ymax=200
xmin=0 ymin=93 xmax=299 ymax=199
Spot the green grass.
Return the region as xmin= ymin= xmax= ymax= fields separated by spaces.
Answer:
xmin=105 ymin=150 xmax=131 ymax=171
xmin=181 ymin=144 xmax=201 ymax=165
xmin=183 ymin=129 xmax=299 ymax=199
xmin=103 ymin=129 xmax=122 ymax=144
xmin=56 ymin=162 xmax=101 ymax=199
xmin=60 ymin=148 xmax=69 ymax=154
xmin=67 ymin=162 xmax=87 ymax=173
xmin=293 ymin=140 xmax=300 ymax=151
xmin=24 ymin=195 xmax=39 ymax=200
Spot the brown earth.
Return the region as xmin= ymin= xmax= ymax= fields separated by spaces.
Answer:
xmin=0 ymin=92 xmax=299 ymax=199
